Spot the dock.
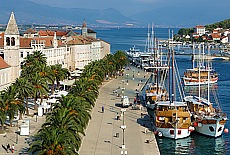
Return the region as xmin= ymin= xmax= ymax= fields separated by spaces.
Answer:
xmin=79 ymin=66 xmax=160 ymax=155
xmin=193 ymin=54 xmax=230 ymax=61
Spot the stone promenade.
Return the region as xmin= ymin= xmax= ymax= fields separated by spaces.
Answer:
xmin=79 ymin=66 xmax=160 ymax=155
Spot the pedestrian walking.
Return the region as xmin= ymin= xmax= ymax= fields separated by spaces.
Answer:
xmin=6 ymin=144 xmax=10 ymax=153
xmin=102 ymin=106 xmax=104 ymax=113
xmin=116 ymin=112 xmax=120 ymax=120
xmin=11 ymin=144 xmax=14 ymax=153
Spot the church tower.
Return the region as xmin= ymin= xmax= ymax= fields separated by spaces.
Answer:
xmin=81 ymin=20 xmax=87 ymax=37
xmin=4 ymin=12 xmax=20 ymax=81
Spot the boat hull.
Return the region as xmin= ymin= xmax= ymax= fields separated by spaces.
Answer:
xmin=182 ymin=77 xmax=218 ymax=86
xmin=157 ymin=128 xmax=191 ymax=139
xmin=194 ymin=118 xmax=226 ymax=137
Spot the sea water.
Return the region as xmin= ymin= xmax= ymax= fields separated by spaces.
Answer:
xmin=96 ymin=27 xmax=230 ymax=155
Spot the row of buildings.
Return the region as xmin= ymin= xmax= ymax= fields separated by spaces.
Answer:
xmin=192 ymin=25 xmax=230 ymax=43
xmin=0 ymin=12 xmax=110 ymax=91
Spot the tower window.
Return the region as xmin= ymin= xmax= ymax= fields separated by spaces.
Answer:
xmin=6 ymin=37 xmax=10 ymax=46
xmin=20 ymin=52 xmax=23 ymax=58
xmin=11 ymin=37 xmax=15 ymax=46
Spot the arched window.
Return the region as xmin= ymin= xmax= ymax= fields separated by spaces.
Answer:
xmin=11 ymin=37 xmax=15 ymax=46
xmin=6 ymin=37 xmax=10 ymax=46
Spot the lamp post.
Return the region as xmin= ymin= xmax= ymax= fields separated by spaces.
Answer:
xmin=120 ymin=108 xmax=126 ymax=150
xmin=16 ymin=120 xmax=18 ymax=144
xmin=121 ymin=80 xmax=125 ymax=97
xmin=132 ymin=70 xmax=135 ymax=80
xmin=126 ymin=74 xmax=129 ymax=85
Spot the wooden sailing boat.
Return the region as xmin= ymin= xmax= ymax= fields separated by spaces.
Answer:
xmin=184 ymin=45 xmax=228 ymax=137
xmin=182 ymin=44 xmax=218 ymax=86
xmin=154 ymin=49 xmax=194 ymax=139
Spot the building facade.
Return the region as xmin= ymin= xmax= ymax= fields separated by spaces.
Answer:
xmin=0 ymin=12 xmax=110 ymax=90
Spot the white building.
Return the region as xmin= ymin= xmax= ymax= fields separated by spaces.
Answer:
xmin=194 ymin=25 xmax=205 ymax=36
xmin=0 ymin=12 xmax=110 ymax=90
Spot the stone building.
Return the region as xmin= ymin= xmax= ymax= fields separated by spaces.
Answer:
xmin=0 ymin=12 xmax=110 ymax=90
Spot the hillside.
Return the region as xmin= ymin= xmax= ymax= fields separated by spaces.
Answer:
xmin=0 ymin=0 xmax=137 ymax=27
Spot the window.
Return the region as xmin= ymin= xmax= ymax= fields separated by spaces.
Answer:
xmin=6 ymin=37 xmax=10 ymax=46
xmin=20 ymin=52 xmax=23 ymax=58
xmin=209 ymin=126 xmax=214 ymax=132
xmin=11 ymin=37 xmax=15 ymax=46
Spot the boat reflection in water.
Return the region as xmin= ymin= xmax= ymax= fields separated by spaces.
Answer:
xmin=157 ymin=134 xmax=228 ymax=155
xmin=157 ymin=136 xmax=193 ymax=155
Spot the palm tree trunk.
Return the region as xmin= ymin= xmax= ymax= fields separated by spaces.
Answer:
xmin=19 ymin=111 xmax=23 ymax=120
xmin=1 ymin=123 xmax=4 ymax=131
xmin=10 ymin=118 xmax=13 ymax=127
xmin=34 ymin=97 xmax=38 ymax=111
xmin=51 ymin=82 xmax=55 ymax=95
xmin=26 ymin=97 xmax=29 ymax=115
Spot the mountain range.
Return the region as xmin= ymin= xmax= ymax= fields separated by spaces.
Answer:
xmin=0 ymin=0 xmax=230 ymax=28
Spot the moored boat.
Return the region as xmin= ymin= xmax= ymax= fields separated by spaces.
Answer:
xmin=184 ymin=95 xmax=227 ymax=137
xmin=182 ymin=44 xmax=218 ymax=86
xmin=182 ymin=68 xmax=218 ymax=86
xmin=152 ymin=49 xmax=193 ymax=139
xmin=154 ymin=101 xmax=193 ymax=139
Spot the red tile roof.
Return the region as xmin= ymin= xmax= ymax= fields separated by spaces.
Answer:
xmin=211 ymin=33 xmax=221 ymax=38
xmin=0 ymin=56 xmax=10 ymax=69
xmin=20 ymin=37 xmax=63 ymax=48
xmin=38 ymin=30 xmax=69 ymax=37
xmin=0 ymin=32 xmax=4 ymax=47
xmin=24 ymin=28 xmax=37 ymax=34
xmin=67 ymin=36 xmax=97 ymax=45
xmin=195 ymin=25 xmax=205 ymax=28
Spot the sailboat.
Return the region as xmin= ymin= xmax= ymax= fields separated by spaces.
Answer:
xmin=153 ymin=49 xmax=194 ymax=139
xmin=184 ymin=45 xmax=227 ymax=137
xmin=182 ymin=44 xmax=218 ymax=86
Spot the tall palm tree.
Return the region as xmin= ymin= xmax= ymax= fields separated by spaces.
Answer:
xmin=50 ymin=64 xmax=70 ymax=92
xmin=13 ymin=77 xmax=33 ymax=116
xmin=113 ymin=50 xmax=129 ymax=71
xmin=29 ymin=127 xmax=78 ymax=155
xmin=54 ymin=95 xmax=91 ymax=129
xmin=0 ymin=91 xmax=9 ymax=131
xmin=69 ymin=77 xmax=98 ymax=107
xmin=31 ymin=73 xmax=49 ymax=111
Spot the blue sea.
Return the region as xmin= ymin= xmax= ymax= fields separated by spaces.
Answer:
xmin=96 ymin=27 xmax=230 ymax=155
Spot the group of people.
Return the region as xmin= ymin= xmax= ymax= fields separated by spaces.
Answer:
xmin=2 ymin=144 xmax=14 ymax=153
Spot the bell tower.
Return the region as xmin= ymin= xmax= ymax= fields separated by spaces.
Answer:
xmin=4 ymin=12 xmax=20 ymax=81
xmin=81 ymin=20 xmax=87 ymax=37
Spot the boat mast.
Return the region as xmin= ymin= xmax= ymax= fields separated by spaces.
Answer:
xmin=207 ymin=44 xmax=210 ymax=103
xmin=147 ymin=24 xmax=150 ymax=53
xmin=171 ymin=30 xmax=175 ymax=102
xmin=198 ymin=44 xmax=201 ymax=100
xmin=192 ymin=43 xmax=195 ymax=69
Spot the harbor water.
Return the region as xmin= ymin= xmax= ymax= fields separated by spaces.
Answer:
xmin=96 ymin=27 xmax=230 ymax=155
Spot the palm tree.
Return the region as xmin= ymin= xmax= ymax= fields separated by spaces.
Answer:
xmin=13 ymin=77 xmax=33 ymax=116
xmin=31 ymin=73 xmax=49 ymax=111
xmin=42 ymin=107 xmax=83 ymax=149
xmin=50 ymin=64 xmax=70 ymax=91
xmin=113 ymin=50 xmax=129 ymax=71
xmin=29 ymin=127 xmax=78 ymax=155
xmin=54 ymin=95 xmax=91 ymax=129
xmin=0 ymin=92 xmax=9 ymax=131
xmin=69 ymin=77 xmax=98 ymax=107
xmin=2 ymin=85 xmax=23 ymax=127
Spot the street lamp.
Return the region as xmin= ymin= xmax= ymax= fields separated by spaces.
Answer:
xmin=126 ymin=74 xmax=129 ymax=85
xmin=132 ymin=70 xmax=135 ymax=80
xmin=16 ymin=120 xmax=18 ymax=144
xmin=121 ymin=80 xmax=125 ymax=97
xmin=120 ymin=108 xmax=126 ymax=150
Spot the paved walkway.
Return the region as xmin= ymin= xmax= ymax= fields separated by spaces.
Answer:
xmin=79 ymin=66 xmax=160 ymax=155
xmin=0 ymin=108 xmax=46 ymax=155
